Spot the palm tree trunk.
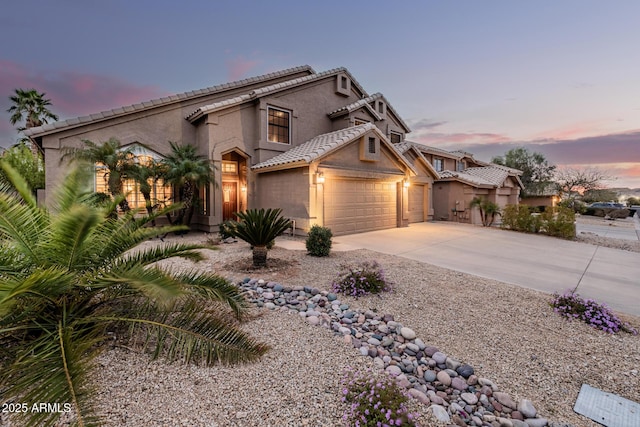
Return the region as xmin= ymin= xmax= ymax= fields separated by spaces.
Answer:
xmin=252 ymin=246 xmax=268 ymax=267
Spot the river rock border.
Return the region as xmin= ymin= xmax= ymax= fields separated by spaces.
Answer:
xmin=238 ymin=278 xmax=575 ymax=427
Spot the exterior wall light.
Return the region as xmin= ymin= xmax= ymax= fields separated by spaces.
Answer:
xmin=403 ymin=179 xmax=410 ymax=188
xmin=241 ymin=184 xmax=247 ymax=192
xmin=316 ymin=172 xmax=325 ymax=184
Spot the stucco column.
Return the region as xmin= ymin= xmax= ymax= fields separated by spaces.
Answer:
xmin=396 ymin=180 xmax=409 ymax=228
xmin=309 ymin=165 xmax=324 ymax=227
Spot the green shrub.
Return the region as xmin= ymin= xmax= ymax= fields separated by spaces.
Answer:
xmin=305 ymin=225 xmax=333 ymax=257
xmin=331 ymin=261 xmax=392 ymax=298
xmin=341 ymin=367 xmax=420 ymax=427
xmin=501 ymin=205 xmax=541 ymax=233
xmin=219 ymin=220 xmax=238 ymax=239
xmin=502 ymin=205 xmax=575 ymax=238
xmin=541 ymin=206 xmax=575 ymax=239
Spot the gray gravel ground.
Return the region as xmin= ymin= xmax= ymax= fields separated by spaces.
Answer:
xmin=3 ymin=222 xmax=638 ymax=427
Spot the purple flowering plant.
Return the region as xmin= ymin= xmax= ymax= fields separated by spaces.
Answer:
xmin=551 ymin=291 xmax=637 ymax=335
xmin=331 ymin=261 xmax=392 ymax=298
xmin=340 ymin=367 xmax=420 ymax=427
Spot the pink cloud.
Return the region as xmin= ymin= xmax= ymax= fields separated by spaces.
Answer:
xmin=532 ymin=120 xmax=608 ymax=140
xmin=226 ymin=56 xmax=260 ymax=81
xmin=0 ymin=60 xmax=168 ymax=121
xmin=412 ymin=131 xmax=511 ymax=146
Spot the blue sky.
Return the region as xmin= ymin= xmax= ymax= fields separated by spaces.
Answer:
xmin=2 ymin=0 xmax=639 ymax=187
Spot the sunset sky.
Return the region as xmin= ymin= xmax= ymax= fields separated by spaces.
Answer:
xmin=2 ymin=0 xmax=639 ymax=187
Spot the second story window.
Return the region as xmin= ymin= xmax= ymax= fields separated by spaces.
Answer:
xmin=456 ymin=160 xmax=465 ymax=171
xmin=433 ymin=158 xmax=444 ymax=172
xmin=390 ymin=132 xmax=402 ymax=144
xmin=368 ymin=137 xmax=376 ymax=154
xmin=268 ymin=107 xmax=290 ymax=144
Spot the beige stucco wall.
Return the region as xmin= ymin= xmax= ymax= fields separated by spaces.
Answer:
xmin=521 ymin=196 xmax=556 ymax=208
xmin=38 ymin=68 xmax=314 ymax=205
xmin=254 ymin=167 xmax=311 ymax=231
xmin=35 ymin=69 xmax=415 ymax=235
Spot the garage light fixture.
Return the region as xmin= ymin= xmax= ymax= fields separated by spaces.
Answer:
xmin=403 ymin=179 xmax=410 ymax=188
xmin=315 ymin=172 xmax=325 ymax=184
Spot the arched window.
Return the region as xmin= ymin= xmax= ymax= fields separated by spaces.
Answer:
xmin=94 ymin=144 xmax=172 ymax=210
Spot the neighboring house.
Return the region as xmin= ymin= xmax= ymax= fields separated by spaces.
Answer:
xmin=25 ymin=65 xmax=440 ymax=236
xmin=519 ymin=183 xmax=560 ymax=209
xmin=402 ymin=142 xmax=523 ymax=224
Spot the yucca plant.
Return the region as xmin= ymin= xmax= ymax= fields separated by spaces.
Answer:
xmin=228 ymin=208 xmax=291 ymax=267
xmin=0 ymin=161 xmax=268 ymax=427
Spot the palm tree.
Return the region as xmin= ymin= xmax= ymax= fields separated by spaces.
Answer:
xmin=470 ymin=197 xmax=501 ymax=227
xmin=229 ymin=208 xmax=291 ymax=267
xmin=129 ymin=158 xmax=167 ymax=223
xmin=0 ymin=160 xmax=268 ymax=427
xmin=61 ymin=138 xmax=138 ymax=212
xmin=7 ymin=88 xmax=59 ymax=131
xmin=0 ymin=141 xmax=45 ymax=192
xmin=161 ymin=142 xmax=215 ymax=228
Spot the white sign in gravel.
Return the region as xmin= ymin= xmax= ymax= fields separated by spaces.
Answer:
xmin=574 ymin=384 xmax=640 ymax=427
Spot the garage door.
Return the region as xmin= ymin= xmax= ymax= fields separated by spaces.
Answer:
xmin=408 ymin=184 xmax=425 ymax=223
xmin=325 ymin=179 xmax=397 ymax=235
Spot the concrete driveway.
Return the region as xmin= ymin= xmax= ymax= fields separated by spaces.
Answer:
xmin=331 ymin=222 xmax=640 ymax=316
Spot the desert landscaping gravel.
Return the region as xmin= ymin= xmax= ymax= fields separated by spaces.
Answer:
xmin=3 ymin=219 xmax=638 ymax=427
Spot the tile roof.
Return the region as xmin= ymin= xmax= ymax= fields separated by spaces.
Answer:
xmin=393 ymin=141 xmax=440 ymax=178
xmin=438 ymin=166 xmax=522 ymax=188
xmin=438 ymin=170 xmax=495 ymax=187
xmin=24 ymin=65 xmax=316 ymax=137
xmin=252 ymin=123 xmax=376 ymax=171
xmin=408 ymin=141 xmax=465 ymax=160
xmin=327 ymin=95 xmax=383 ymax=121
xmin=186 ymin=67 xmax=370 ymax=122
xmin=328 ymin=93 xmax=411 ymax=133
xmin=464 ymin=167 xmax=510 ymax=186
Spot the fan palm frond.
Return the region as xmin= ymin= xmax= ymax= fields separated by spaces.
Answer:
xmin=0 ymin=164 xmax=267 ymax=426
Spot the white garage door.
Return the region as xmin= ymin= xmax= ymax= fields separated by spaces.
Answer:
xmin=325 ymin=179 xmax=397 ymax=235
xmin=408 ymin=184 xmax=426 ymax=223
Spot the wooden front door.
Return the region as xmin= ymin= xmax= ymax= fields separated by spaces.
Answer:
xmin=222 ymin=182 xmax=237 ymax=221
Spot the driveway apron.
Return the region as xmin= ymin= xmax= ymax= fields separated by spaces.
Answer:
xmin=333 ymin=222 xmax=640 ymax=316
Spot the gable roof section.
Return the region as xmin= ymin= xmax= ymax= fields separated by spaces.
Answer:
xmin=327 ymin=96 xmax=382 ymax=122
xmin=439 ymin=166 xmax=524 ymax=189
xmin=328 ymin=93 xmax=411 ymax=133
xmin=438 ymin=170 xmax=497 ymax=188
xmin=408 ymin=141 xmax=465 ymax=160
xmin=186 ymin=67 xmax=370 ymax=122
xmin=393 ymin=141 xmax=440 ymax=179
xmin=252 ymin=123 xmax=415 ymax=174
xmin=24 ymin=65 xmax=316 ymax=137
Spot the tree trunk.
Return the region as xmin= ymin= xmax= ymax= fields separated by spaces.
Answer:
xmin=252 ymin=246 xmax=268 ymax=267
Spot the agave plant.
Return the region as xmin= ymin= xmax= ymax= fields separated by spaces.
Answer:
xmin=0 ymin=161 xmax=268 ymax=427
xmin=229 ymin=208 xmax=291 ymax=267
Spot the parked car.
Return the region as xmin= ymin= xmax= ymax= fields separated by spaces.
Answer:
xmin=588 ymin=202 xmax=624 ymax=208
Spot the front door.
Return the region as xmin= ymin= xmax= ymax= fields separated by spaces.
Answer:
xmin=222 ymin=182 xmax=237 ymax=221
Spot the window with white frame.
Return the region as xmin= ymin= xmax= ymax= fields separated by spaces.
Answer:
xmin=456 ymin=160 xmax=465 ymax=171
xmin=433 ymin=158 xmax=444 ymax=172
xmin=268 ymin=107 xmax=291 ymax=144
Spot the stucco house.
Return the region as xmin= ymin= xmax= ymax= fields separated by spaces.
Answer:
xmin=398 ymin=142 xmax=523 ymax=224
xmin=25 ymin=65 xmax=441 ymax=235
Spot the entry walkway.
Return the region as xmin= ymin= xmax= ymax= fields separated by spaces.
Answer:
xmin=327 ymin=222 xmax=640 ymax=316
